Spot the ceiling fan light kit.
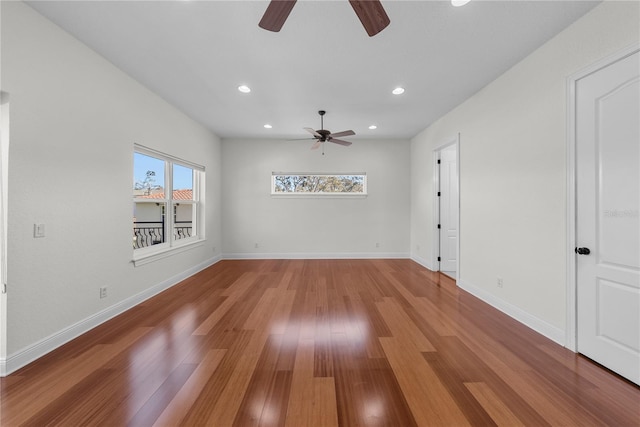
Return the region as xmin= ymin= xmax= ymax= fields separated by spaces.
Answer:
xmin=259 ymin=0 xmax=390 ymax=37
xmin=451 ymin=0 xmax=472 ymax=7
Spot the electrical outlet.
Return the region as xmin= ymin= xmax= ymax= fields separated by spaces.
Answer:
xmin=100 ymin=286 xmax=107 ymax=299
xmin=497 ymin=277 xmax=503 ymax=288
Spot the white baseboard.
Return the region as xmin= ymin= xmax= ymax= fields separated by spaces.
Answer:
xmin=0 ymin=255 xmax=222 ymax=377
xmin=410 ymin=254 xmax=434 ymax=271
xmin=457 ymin=279 xmax=565 ymax=345
xmin=223 ymin=252 xmax=410 ymax=260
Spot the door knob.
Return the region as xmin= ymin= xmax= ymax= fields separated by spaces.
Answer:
xmin=575 ymin=247 xmax=591 ymax=255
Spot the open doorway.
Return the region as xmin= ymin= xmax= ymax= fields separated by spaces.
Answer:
xmin=434 ymin=136 xmax=459 ymax=280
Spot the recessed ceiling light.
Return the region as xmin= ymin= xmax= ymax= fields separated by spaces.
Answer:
xmin=451 ymin=0 xmax=471 ymax=7
xmin=238 ymin=85 xmax=251 ymax=93
xmin=369 ymin=125 xmax=377 ymax=130
xmin=263 ymin=124 xmax=272 ymax=129
xmin=392 ymin=87 xmax=405 ymax=95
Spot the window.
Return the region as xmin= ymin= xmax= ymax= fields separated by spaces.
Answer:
xmin=271 ymin=173 xmax=367 ymax=196
xmin=133 ymin=145 xmax=204 ymax=263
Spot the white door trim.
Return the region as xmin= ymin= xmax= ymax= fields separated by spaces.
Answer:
xmin=0 ymin=92 xmax=9 ymax=372
xmin=432 ymin=134 xmax=460 ymax=282
xmin=565 ymin=43 xmax=640 ymax=351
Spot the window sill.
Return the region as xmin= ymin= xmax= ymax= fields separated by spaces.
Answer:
xmin=271 ymin=193 xmax=367 ymax=199
xmin=133 ymin=239 xmax=205 ymax=267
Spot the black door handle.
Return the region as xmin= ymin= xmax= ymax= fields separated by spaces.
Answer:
xmin=575 ymin=247 xmax=591 ymax=255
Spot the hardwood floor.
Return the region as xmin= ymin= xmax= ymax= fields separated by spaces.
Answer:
xmin=1 ymin=259 xmax=639 ymax=426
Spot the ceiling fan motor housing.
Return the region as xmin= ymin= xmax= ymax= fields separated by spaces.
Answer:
xmin=317 ymin=129 xmax=331 ymax=141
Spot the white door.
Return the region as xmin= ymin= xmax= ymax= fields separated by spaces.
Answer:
xmin=439 ymin=144 xmax=458 ymax=274
xmin=576 ymin=50 xmax=639 ymax=385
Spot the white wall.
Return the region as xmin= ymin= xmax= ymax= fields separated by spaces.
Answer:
xmin=1 ymin=2 xmax=221 ymax=367
xmin=410 ymin=1 xmax=640 ymax=343
xmin=222 ymin=138 xmax=410 ymax=258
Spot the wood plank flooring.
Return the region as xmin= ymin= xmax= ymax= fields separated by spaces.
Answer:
xmin=1 ymin=259 xmax=639 ymax=426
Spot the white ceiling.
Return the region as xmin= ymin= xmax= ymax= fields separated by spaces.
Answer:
xmin=26 ymin=0 xmax=600 ymax=140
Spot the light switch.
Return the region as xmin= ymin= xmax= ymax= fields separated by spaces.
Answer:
xmin=34 ymin=223 xmax=45 ymax=238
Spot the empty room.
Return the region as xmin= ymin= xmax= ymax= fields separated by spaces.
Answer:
xmin=0 ymin=0 xmax=639 ymax=426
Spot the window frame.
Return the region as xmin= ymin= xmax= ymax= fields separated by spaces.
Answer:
xmin=133 ymin=144 xmax=205 ymax=266
xmin=270 ymin=172 xmax=367 ymax=198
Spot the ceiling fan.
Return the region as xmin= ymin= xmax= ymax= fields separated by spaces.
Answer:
xmin=304 ymin=110 xmax=355 ymax=151
xmin=259 ymin=0 xmax=390 ymax=37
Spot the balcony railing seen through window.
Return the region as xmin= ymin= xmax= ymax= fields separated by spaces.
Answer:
xmin=132 ymin=221 xmax=192 ymax=249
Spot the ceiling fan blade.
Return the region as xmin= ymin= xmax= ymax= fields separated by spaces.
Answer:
xmin=304 ymin=127 xmax=322 ymax=138
xmin=329 ymin=138 xmax=353 ymax=147
xmin=329 ymin=130 xmax=355 ymax=138
xmin=311 ymin=140 xmax=322 ymax=150
xmin=349 ymin=0 xmax=390 ymax=37
xmin=259 ymin=0 xmax=297 ymax=32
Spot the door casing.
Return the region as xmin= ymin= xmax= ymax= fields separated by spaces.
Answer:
xmin=0 ymin=92 xmax=9 ymax=373
xmin=433 ymin=135 xmax=460 ymax=281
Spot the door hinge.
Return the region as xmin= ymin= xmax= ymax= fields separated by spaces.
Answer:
xmin=437 ymin=256 xmax=441 ymax=262
xmin=437 ymin=224 xmax=441 ymax=229
xmin=1 ymin=283 xmax=6 ymax=294
xmin=437 ymin=159 xmax=441 ymax=164
xmin=437 ymin=191 xmax=441 ymax=197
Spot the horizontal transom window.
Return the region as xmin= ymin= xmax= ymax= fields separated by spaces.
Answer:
xmin=271 ymin=173 xmax=367 ymax=196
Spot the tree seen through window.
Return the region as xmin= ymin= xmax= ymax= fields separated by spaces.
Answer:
xmin=273 ymin=174 xmax=365 ymax=194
